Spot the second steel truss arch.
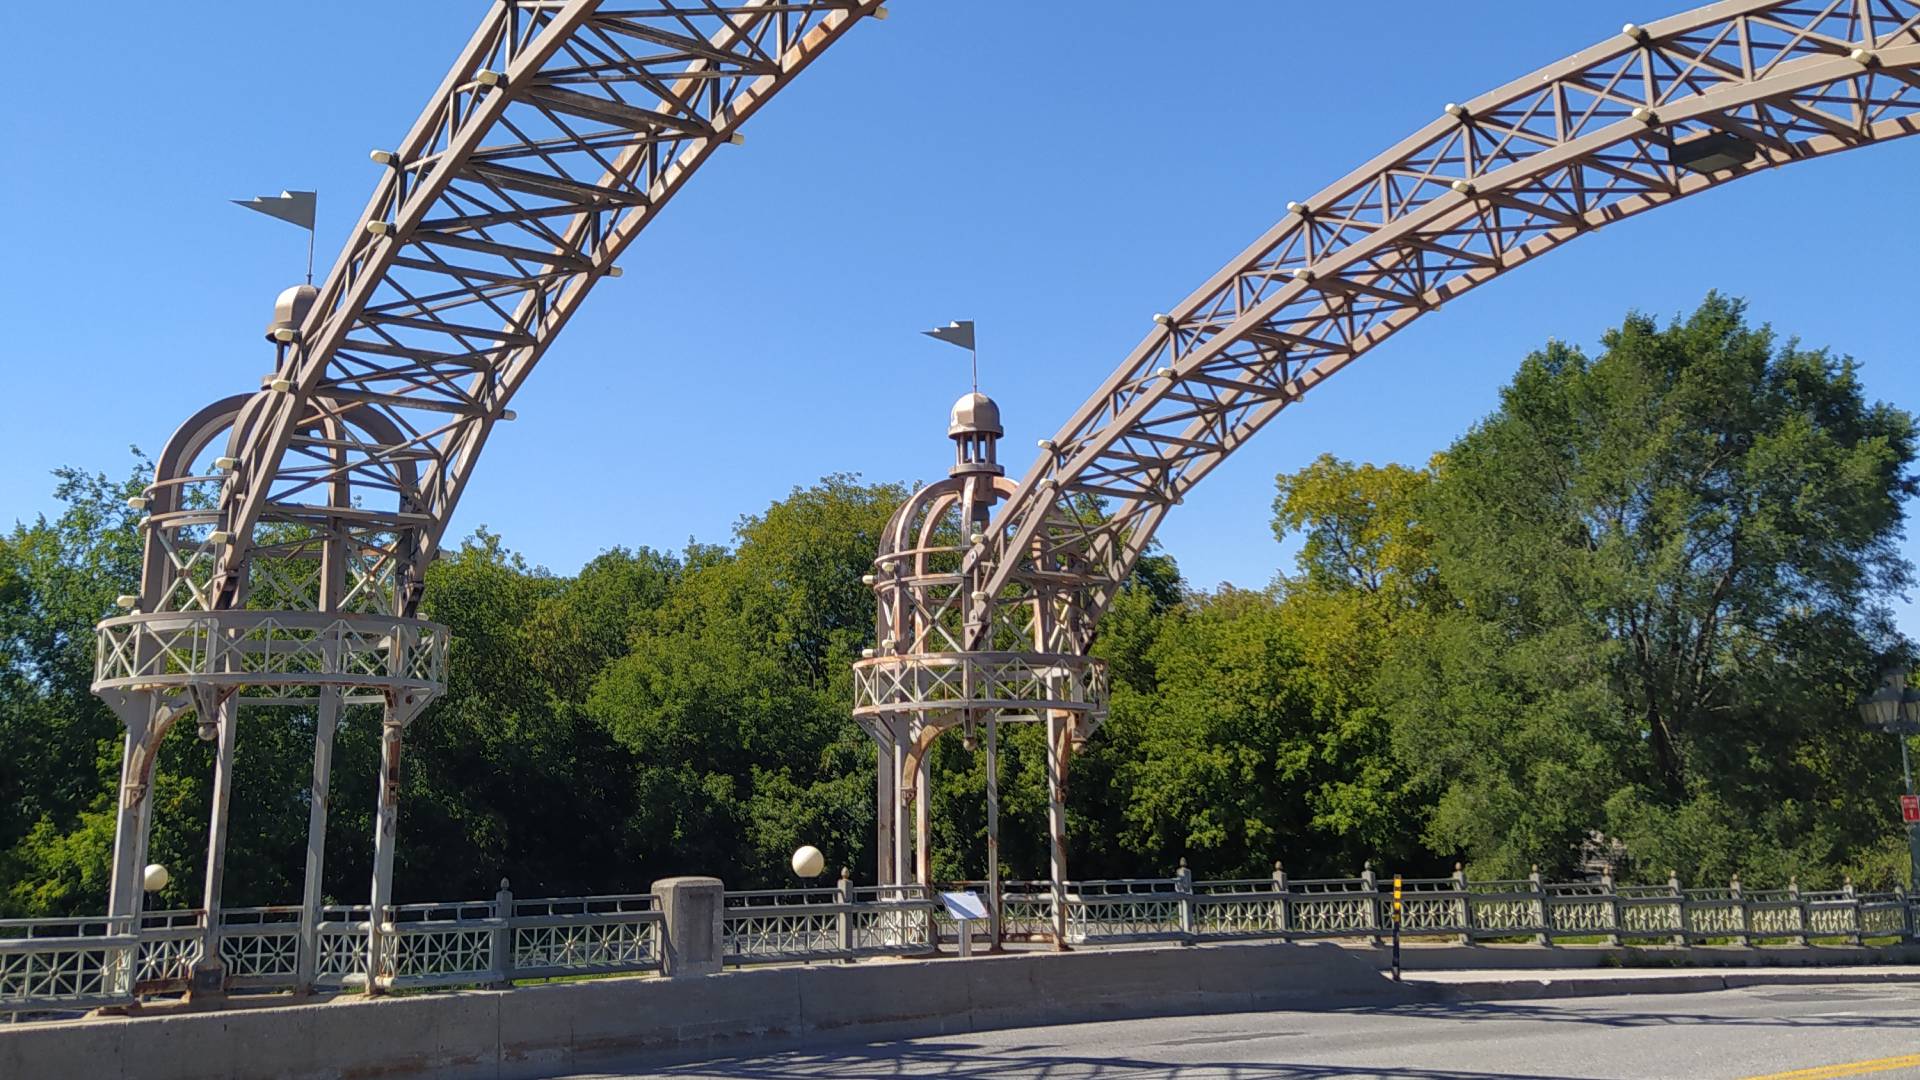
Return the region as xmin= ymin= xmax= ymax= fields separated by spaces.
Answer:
xmin=852 ymin=0 xmax=1920 ymax=947
xmin=972 ymin=0 xmax=1920 ymax=646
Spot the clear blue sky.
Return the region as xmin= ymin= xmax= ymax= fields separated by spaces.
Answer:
xmin=3 ymin=3 xmax=1916 ymax=628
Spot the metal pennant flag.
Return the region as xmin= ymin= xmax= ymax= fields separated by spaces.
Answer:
xmin=922 ymin=320 xmax=975 ymax=351
xmin=923 ymin=319 xmax=979 ymax=390
xmin=233 ymin=190 xmax=318 ymax=282
xmin=232 ymin=190 xmax=317 ymax=231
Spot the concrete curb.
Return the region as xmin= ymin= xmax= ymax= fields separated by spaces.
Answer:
xmin=1423 ymin=968 xmax=1920 ymax=1002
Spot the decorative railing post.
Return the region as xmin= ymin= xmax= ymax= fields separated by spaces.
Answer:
xmin=1175 ymin=858 xmax=1195 ymax=943
xmin=1601 ymin=868 xmax=1621 ymax=947
xmin=1844 ymin=876 xmax=1863 ymax=945
xmin=1670 ymin=869 xmax=1688 ymax=947
xmin=1271 ymin=861 xmax=1289 ymax=940
xmin=1360 ymin=862 xmax=1380 ymax=946
xmin=1529 ymin=865 xmax=1550 ymax=946
xmin=1453 ymin=863 xmax=1473 ymax=946
xmin=1788 ymin=876 xmax=1807 ymax=947
xmin=836 ymin=868 xmax=855 ymax=957
xmin=1729 ymin=874 xmax=1749 ymax=948
xmin=653 ymin=876 xmax=725 ymax=978
xmin=490 ymin=878 xmax=513 ymax=988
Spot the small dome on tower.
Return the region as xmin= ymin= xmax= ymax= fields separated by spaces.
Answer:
xmin=265 ymin=284 xmax=319 ymax=342
xmin=948 ymin=392 xmax=1004 ymax=438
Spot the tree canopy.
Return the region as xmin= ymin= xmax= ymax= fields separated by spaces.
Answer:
xmin=2 ymin=295 xmax=1914 ymax=916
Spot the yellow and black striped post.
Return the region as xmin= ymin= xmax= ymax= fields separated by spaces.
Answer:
xmin=1391 ymin=874 xmax=1403 ymax=982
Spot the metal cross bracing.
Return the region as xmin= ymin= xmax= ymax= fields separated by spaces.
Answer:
xmin=971 ymin=0 xmax=1920 ymax=645
xmin=213 ymin=0 xmax=887 ymax=612
xmin=91 ymin=0 xmax=888 ymax=1002
xmin=854 ymin=0 xmax=1920 ymax=952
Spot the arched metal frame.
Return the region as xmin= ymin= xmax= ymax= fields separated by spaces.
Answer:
xmin=855 ymin=0 xmax=1920 ymax=948
xmin=973 ymin=3 xmax=1920 ymax=646
xmin=210 ymin=0 xmax=886 ymax=613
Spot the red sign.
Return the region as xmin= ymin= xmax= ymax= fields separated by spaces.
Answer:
xmin=1901 ymin=795 xmax=1920 ymax=824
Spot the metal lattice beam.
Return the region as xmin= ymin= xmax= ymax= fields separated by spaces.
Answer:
xmin=977 ymin=1 xmax=1920 ymax=637
xmin=206 ymin=0 xmax=884 ymax=613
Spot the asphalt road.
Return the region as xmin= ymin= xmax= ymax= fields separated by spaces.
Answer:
xmin=576 ymin=983 xmax=1920 ymax=1079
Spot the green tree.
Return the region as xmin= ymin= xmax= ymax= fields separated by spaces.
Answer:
xmin=586 ymin=476 xmax=905 ymax=886
xmin=1393 ymin=295 xmax=1916 ymax=882
xmin=1270 ymin=455 xmax=1445 ymax=872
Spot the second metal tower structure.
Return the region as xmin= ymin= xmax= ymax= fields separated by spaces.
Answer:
xmin=853 ymin=392 xmax=1107 ymax=948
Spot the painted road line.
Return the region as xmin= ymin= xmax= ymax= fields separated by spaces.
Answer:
xmin=1742 ymin=1054 xmax=1920 ymax=1080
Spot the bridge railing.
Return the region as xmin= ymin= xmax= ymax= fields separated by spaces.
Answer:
xmin=723 ymin=882 xmax=937 ymax=964
xmin=0 ymin=916 xmax=137 ymax=1016
xmin=987 ymin=867 xmax=1914 ymax=949
xmin=4 ymin=869 xmax=1912 ymax=1017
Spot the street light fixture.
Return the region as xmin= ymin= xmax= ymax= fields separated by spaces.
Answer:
xmin=1858 ymin=667 xmax=1920 ymax=891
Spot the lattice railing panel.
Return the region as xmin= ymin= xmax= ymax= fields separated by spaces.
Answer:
xmin=725 ymin=912 xmax=838 ymax=959
xmin=514 ymin=920 xmax=655 ymax=974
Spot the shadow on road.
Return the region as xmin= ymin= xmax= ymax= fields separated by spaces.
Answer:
xmin=1350 ymin=992 xmax=1914 ymax=1032
xmin=614 ymin=991 xmax=1918 ymax=1079
xmin=644 ymin=1041 xmax=1578 ymax=1079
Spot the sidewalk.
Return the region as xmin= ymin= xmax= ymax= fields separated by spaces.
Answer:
xmin=1406 ymin=964 xmax=1920 ymax=1001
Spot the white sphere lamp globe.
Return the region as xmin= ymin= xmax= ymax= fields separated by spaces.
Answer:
xmin=791 ymin=845 xmax=826 ymax=879
xmin=142 ymin=863 xmax=170 ymax=892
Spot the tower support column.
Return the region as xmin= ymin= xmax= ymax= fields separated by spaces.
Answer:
xmin=984 ymin=712 xmax=1002 ymax=950
xmin=105 ymin=694 xmax=168 ymax=925
xmin=366 ymin=708 xmax=405 ymax=994
xmin=890 ymin=733 xmax=910 ymax=893
xmin=1046 ymin=710 xmax=1072 ymax=951
xmin=295 ymin=687 xmax=341 ymax=994
xmin=875 ymin=734 xmax=895 ymax=888
xmin=914 ymin=750 xmax=932 ymax=889
xmin=190 ymin=691 xmax=240 ymax=998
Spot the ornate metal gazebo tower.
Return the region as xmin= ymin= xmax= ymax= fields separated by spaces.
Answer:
xmin=93 ymin=285 xmax=449 ymax=997
xmin=852 ymin=392 xmax=1107 ymax=948
xmin=86 ymin=0 xmax=887 ymax=999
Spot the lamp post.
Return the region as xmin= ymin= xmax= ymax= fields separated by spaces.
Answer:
xmin=1858 ymin=668 xmax=1920 ymax=890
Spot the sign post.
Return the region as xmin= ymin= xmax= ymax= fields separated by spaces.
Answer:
xmin=940 ymin=890 xmax=988 ymax=958
xmin=1391 ymin=874 xmax=1403 ymax=982
xmin=1901 ymin=794 xmax=1919 ymax=824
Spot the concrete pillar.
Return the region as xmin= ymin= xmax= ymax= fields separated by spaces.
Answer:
xmin=190 ymin=693 xmax=240 ymax=998
xmin=294 ymin=688 xmax=341 ymax=994
xmin=366 ymin=712 xmax=405 ymax=994
xmin=985 ymin=713 xmax=1002 ymax=950
xmin=1046 ymin=710 xmax=1071 ymax=951
xmin=652 ymin=876 xmax=726 ymax=977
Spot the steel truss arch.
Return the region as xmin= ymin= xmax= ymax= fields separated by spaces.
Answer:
xmin=976 ymin=0 xmax=1920 ymax=638
xmin=206 ymin=0 xmax=886 ymax=613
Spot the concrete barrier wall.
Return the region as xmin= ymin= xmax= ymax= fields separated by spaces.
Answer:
xmin=0 ymin=940 xmax=1414 ymax=1080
